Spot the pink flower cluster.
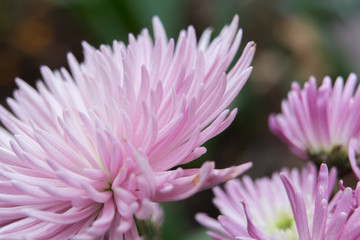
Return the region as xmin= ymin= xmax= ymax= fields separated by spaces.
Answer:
xmin=197 ymin=71 xmax=360 ymax=239
xmin=2 ymin=12 xmax=360 ymax=240
xmin=0 ymin=16 xmax=254 ymax=239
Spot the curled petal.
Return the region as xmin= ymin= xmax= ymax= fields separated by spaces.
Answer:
xmin=153 ymin=161 xmax=252 ymax=202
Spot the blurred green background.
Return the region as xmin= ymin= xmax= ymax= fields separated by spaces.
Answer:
xmin=1 ymin=0 xmax=360 ymax=239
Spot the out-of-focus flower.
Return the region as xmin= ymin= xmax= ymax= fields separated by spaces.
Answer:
xmin=269 ymin=74 xmax=360 ymax=169
xmin=197 ymin=164 xmax=360 ymax=239
xmin=0 ymin=16 xmax=254 ymax=239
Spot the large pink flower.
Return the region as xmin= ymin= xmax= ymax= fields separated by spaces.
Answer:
xmin=197 ymin=164 xmax=360 ymax=240
xmin=0 ymin=16 xmax=254 ymax=239
xmin=269 ymin=74 xmax=360 ymax=168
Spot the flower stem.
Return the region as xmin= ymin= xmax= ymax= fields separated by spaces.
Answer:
xmin=134 ymin=217 xmax=162 ymax=240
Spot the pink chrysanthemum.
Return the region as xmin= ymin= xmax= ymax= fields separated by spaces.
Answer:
xmin=269 ymin=74 xmax=360 ymax=167
xmin=0 ymin=16 xmax=254 ymax=239
xmin=197 ymin=164 xmax=360 ymax=240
